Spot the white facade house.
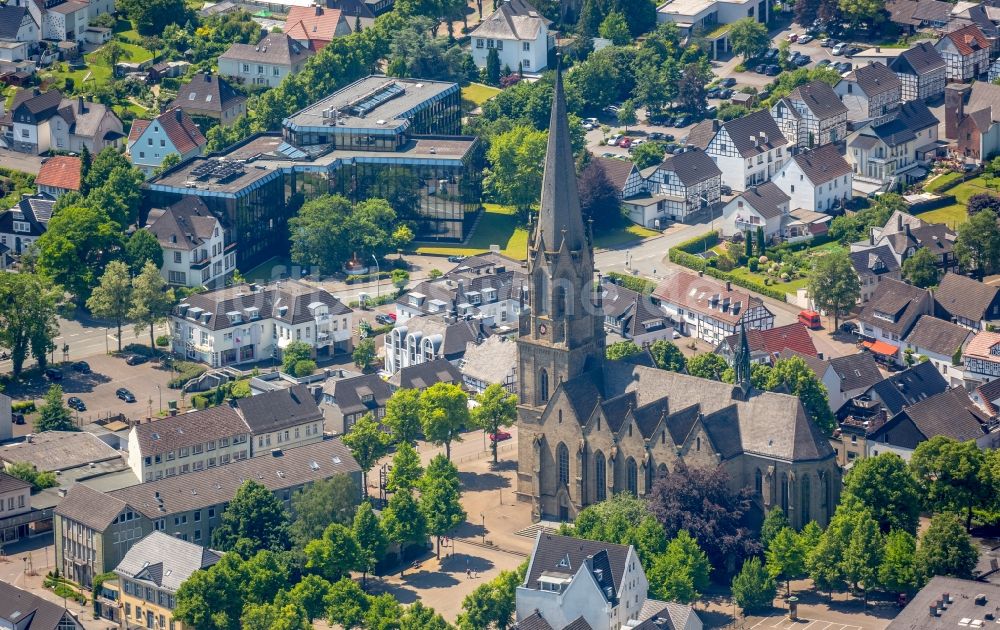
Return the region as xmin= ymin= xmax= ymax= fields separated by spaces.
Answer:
xmin=171 ymin=280 xmax=353 ymax=368
xmin=655 ymin=0 xmax=769 ymax=60
xmin=936 ymin=24 xmax=990 ymax=81
xmin=145 ymin=197 xmax=235 ymax=289
xmin=218 ymin=32 xmax=314 ymax=89
xmin=903 ymin=315 xmax=972 ymax=388
xmin=719 ymin=181 xmax=790 ymax=241
xmin=769 ymin=80 xmax=848 ymax=150
xmin=846 ymin=100 xmax=940 ymax=187
xmin=702 ymin=109 xmax=787 ymax=192
xmin=834 ymin=62 xmax=902 ymax=128
xmin=653 ymin=271 xmax=775 ymax=345
xmin=772 ymin=144 xmax=853 ymax=213
xmin=384 ymin=314 xmax=488 ymax=374
xmin=5 ymin=89 xmax=123 ymax=155
xmin=470 ymin=0 xmax=552 ymax=73
xmin=126 ymin=107 xmax=206 ymax=177
xmin=516 ymin=532 xmax=702 ymax=630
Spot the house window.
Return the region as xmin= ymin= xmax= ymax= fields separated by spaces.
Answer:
xmin=173 ymin=251 xmax=181 ymax=263
xmin=476 ymin=39 xmax=483 ymax=48
xmin=522 ymin=42 xmax=530 ymax=51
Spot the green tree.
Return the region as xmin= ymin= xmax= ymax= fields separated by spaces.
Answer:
xmin=384 ymin=388 xmax=423 ymax=444
xmin=242 ymin=602 xmax=310 ymax=630
xmin=0 ymin=273 xmax=61 ymax=376
xmin=649 ymin=339 xmax=686 ymax=372
xmin=342 ymin=413 xmax=392 ymax=499
xmin=457 ymin=566 xmax=523 ymax=630
xmin=289 ymin=195 xmax=397 ymax=274
xmin=5 ymin=462 xmax=57 ymax=491
xmin=35 ymin=385 xmax=75 ymax=432
xmin=916 ymin=512 xmax=978 ymax=580
xmin=731 ymin=556 xmax=776 ymax=614
xmin=290 ymin=475 xmax=360 ymax=550
xmin=152 ymin=153 xmax=182 ymax=178
xmin=807 ymin=249 xmax=860 ymax=329
xmin=630 ymin=142 xmax=666 ymax=170
xmin=420 ymin=382 xmax=470 ymax=459
xmin=842 ymin=509 xmax=882 ymax=600
xmin=778 ymin=39 xmax=791 ymax=68
xmin=901 ymin=247 xmax=939 ymax=288
xmin=174 ymin=553 xmax=245 ymax=630
xmin=955 ymin=209 xmax=1000 ymax=277
xmin=756 ymin=225 xmax=766 ymax=256
xmin=686 ymin=353 xmax=729 ymax=380
xmin=606 ymin=340 xmax=642 ymax=361
xmin=304 ymin=522 xmax=361 ymax=582
xmin=745 ymin=230 xmax=754 ymax=258
xmin=839 ymin=0 xmax=883 ymax=29
xmin=572 ymin=494 xmax=668 ymax=564
xmin=212 ymin=480 xmax=291 ymax=553
xmin=37 ymin=204 xmax=122 ymax=302
xmin=473 ymin=383 xmax=518 ymax=465
xmin=129 ymin=261 xmax=175 ymax=353
xmin=648 ymin=530 xmax=711 ymax=603
xmin=387 ymin=441 xmax=424 ymax=493
xmin=760 ymin=507 xmax=790 ymax=550
xmin=729 ymin=18 xmax=769 ymax=60
xmin=843 ymin=452 xmax=920 ymax=534
xmin=353 ymin=501 xmax=387 ymax=585
xmin=118 ymin=0 xmax=190 ymax=34
xmin=766 ymin=527 xmax=806 ymax=596
xmin=353 ymin=338 xmax=377 ymax=372
xmin=617 ymin=98 xmax=638 ymax=131
xmin=86 ymin=260 xmax=133 ymax=353
xmin=765 ymin=356 xmax=836 ymax=435
xmin=878 ymin=529 xmax=920 ymax=595
xmin=420 ymin=455 xmax=466 ymax=557
xmin=401 ymin=601 xmax=453 ymax=629
xmin=677 ymin=62 xmax=711 ymax=114
xmin=365 ymin=593 xmax=403 ymax=630
xmin=598 ymin=10 xmax=631 ymax=44
xmin=808 ymin=498 xmax=863 ymax=596
xmin=94 ymin=40 xmax=131 ymax=69
xmin=579 ymin=159 xmax=623 ymax=234
xmin=381 ymin=489 xmax=427 ymax=549
xmin=485 ymin=47 xmax=501 ymax=86
xmin=284 ymin=575 xmax=333 ymax=622
xmin=325 ymin=578 xmax=369 ymax=629
xmin=282 ymin=340 xmax=313 ymax=374
xmin=484 ymin=126 xmax=548 ymax=216
xmin=124 ymin=229 xmax=163 ymax=275
xmin=910 ymin=436 xmax=990 ymax=529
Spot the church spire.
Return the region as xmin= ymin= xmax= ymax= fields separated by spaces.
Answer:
xmin=734 ymin=322 xmax=753 ymax=398
xmin=534 ymin=59 xmax=586 ymax=253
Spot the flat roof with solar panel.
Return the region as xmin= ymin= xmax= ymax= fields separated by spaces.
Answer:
xmin=283 ymin=74 xmax=459 ymax=133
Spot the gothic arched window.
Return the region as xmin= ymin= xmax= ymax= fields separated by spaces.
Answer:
xmin=801 ymin=474 xmax=811 ymax=525
xmin=626 ymin=458 xmax=638 ymax=496
xmin=558 ymin=443 xmax=569 ymax=486
xmin=554 ymin=285 xmax=566 ymax=318
xmin=755 ymin=469 xmax=763 ymax=495
xmin=539 ymin=369 xmax=549 ymax=404
xmin=658 ymin=463 xmax=668 ymax=479
xmin=780 ymin=472 xmax=789 ymax=512
xmin=595 ymin=451 xmax=606 ymax=501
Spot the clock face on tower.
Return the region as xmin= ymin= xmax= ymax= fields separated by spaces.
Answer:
xmin=538 ymin=323 xmax=547 ymax=335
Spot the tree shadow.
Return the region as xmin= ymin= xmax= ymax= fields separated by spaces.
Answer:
xmin=697 ymin=609 xmax=736 ymax=627
xmin=441 ymin=552 xmax=495 ymax=574
xmin=458 ymin=470 xmax=511 ymax=491
xmin=491 ymin=460 xmax=517 ymax=472
xmin=454 ymin=521 xmax=485 ymax=539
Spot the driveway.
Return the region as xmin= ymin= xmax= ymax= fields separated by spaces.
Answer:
xmin=0 ymin=150 xmax=44 ymax=175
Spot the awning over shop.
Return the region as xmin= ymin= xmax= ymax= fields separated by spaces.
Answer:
xmin=862 ymin=340 xmax=899 ymax=356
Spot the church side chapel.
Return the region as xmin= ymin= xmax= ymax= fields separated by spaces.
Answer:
xmin=514 ymin=65 xmax=841 ymax=529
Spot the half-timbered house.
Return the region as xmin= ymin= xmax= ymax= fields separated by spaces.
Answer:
xmin=704 ymin=109 xmax=787 ymax=192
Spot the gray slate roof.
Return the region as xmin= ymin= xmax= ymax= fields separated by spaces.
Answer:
xmin=236 ymin=384 xmax=323 ymax=434
xmin=0 ymin=581 xmax=79 ymax=630
xmin=890 ymin=386 xmax=989 ymax=444
xmin=146 ymin=196 xmax=222 ymax=251
xmin=828 ymin=353 xmax=883 ymax=393
xmin=870 ymin=100 xmax=939 ymax=147
xmin=54 ymin=483 xmax=128 ymax=531
xmin=849 ymin=62 xmax=902 ymax=96
xmin=525 ymin=532 xmax=629 ymax=601
xmin=220 ymin=32 xmax=313 ymax=66
xmin=461 ymin=335 xmax=517 ymax=386
xmin=0 ymin=471 xmax=30 ymax=495
xmin=788 ymin=80 xmax=848 ymax=119
xmin=859 ymin=277 xmax=930 ymax=337
xmin=721 ymin=109 xmax=787 ymax=158
xmin=934 ymin=272 xmax=1000 ymax=323
xmin=176 ymin=280 xmax=351 ymax=332
xmin=115 ymin=531 xmax=221 ymax=592
xmin=133 ymin=405 xmax=250 ymax=458
xmin=388 ymin=357 xmax=462 ymax=389
xmin=903 ymin=314 xmax=972 ymax=357
xmin=789 ymin=144 xmax=851 ymax=185
xmin=471 ymin=0 xmax=548 ymax=41
xmin=735 ymin=181 xmax=789 ymax=220
xmin=659 ymin=148 xmax=720 ymax=186
xmin=869 ymin=360 xmax=948 ymax=416
xmin=890 ymin=41 xmax=946 ymax=75
xmin=324 ymin=372 xmax=392 ymax=417
xmin=0 ymin=6 xmax=28 ymax=40
xmin=171 ymin=73 xmax=245 ymax=115
xmin=849 ymin=244 xmax=900 ymax=278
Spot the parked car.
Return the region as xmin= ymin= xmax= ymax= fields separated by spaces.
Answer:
xmin=794 ymin=55 xmax=811 ymax=66
xmin=817 ymin=58 xmax=831 ymax=67
xmin=787 ymin=32 xmax=798 ymax=42
xmin=706 ymin=87 xmax=721 ymax=99
xmin=447 ymin=254 xmax=466 ymax=263
xmin=619 ymin=137 xmax=633 ymax=149
xmin=608 ymin=134 xmax=623 ymax=146
xmin=719 ymin=88 xmax=733 ymax=99
xmin=604 ymin=104 xmax=620 ymax=114
xmin=664 ymin=133 xmax=675 ymax=142
xmin=375 ymin=313 xmax=394 ymax=325
xmin=766 ymin=65 xmax=781 ymax=76
xmin=648 ymin=132 xmax=664 ymax=141
xmin=489 ymin=430 xmax=512 ymax=443
xmin=798 ymin=34 xmax=813 ymax=44
xmin=832 ymin=42 xmax=848 ymax=55
xmin=721 ymin=77 xmax=736 ymax=87
xmin=845 ymin=46 xmax=861 ymax=57
xmin=820 ymin=38 xmax=833 ymax=47
xmin=674 ymin=115 xmax=692 ymax=126
xmin=758 ymin=88 xmax=770 ymax=100
xmin=839 ymin=321 xmax=859 ymax=335
xmin=125 ymin=354 xmax=148 ymax=366
xmin=755 ymin=64 xmax=767 ymax=74
xmin=72 ymin=361 xmax=91 ymax=374
xmin=44 ymin=367 xmax=62 ymax=381
xmin=67 ymin=397 xmax=86 ymax=412
xmin=720 ymin=184 xmax=733 ymax=195
xmin=582 ymin=117 xmax=599 ymax=130
xmin=116 ymin=388 xmax=136 ymax=403
xmin=798 ymin=310 xmax=822 ymax=330
xmin=705 ymin=105 xmax=718 ymax=116
xmin=600 ymin=152 xmax=615 ymax=158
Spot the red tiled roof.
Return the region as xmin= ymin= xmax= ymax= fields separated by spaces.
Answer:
xmin=754 ymin=322 xmax=818 ymax=358
xmin=127 ymin=119 xmax=150 ymax=144
xmin=653 ymin=271 xmax=768 ymax=326
xmin=945 ymin=24 xmax=990 ymax=56
xmin=35 ymin=155 xmax=81 ymax=191
xmin=130 ymin=108 xmax=206 ymax=156
xmin=284 ymin=6 xmax=345 ymax=49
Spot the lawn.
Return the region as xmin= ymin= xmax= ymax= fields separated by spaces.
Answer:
xmin=40 ymin=38 xmax=154 ymax=92
xmin=916 ymin=175 xmax=995 ymax=228
xmin=924 ymin=171 xmax=962 ymax=193
xmin=461 ymin=83 xmax=500 ymax=112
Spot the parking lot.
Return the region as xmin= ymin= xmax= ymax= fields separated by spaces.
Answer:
xmin=747 ymin=614 xmax=886 ymax=630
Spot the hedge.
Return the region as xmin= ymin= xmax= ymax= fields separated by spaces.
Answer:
xmin=345 ymin=271 xmax=391 ymax=285
xmin=668 ymin=247 xmax=788 ymax=301
xmin=167 ymin=361 xmax=208 ymax=389
xmin=11 ymin=401 xmax=35 ymax=413
xmin=674 ymin=231 xmax=720 ymax=254
xmin=605 ymin=271 xmax=655 ymax=294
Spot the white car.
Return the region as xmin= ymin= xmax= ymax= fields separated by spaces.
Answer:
xmin=832 ymin=42 xmax=848 ymax=55
xmin=798 ymin=34 xmax=813 ymax=44
xmin=608 ymin=134 xmax=623 ymax=146
xmin=582 ymin=117 xmax=599 ymax=130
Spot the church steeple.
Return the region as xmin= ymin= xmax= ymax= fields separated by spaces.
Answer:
xmin=733 ymin=322 xmax=754 ymax=399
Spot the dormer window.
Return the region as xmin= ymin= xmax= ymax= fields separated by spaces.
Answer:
xmin=12 ymin=221 xmax=30 ymax=233
xmin=227 ymin=311 xmax=242 ymax=325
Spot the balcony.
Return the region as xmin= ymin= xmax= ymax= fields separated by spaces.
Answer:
xmin=190 ymin=257 xmax=211 ymax=270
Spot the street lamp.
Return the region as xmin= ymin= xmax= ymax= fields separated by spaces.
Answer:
xmin=156 ymin=385 xmax=162 ymax=414
xmin=480 ymin=512 xmax=485 ymax=544
xmin=371 ymin=255 xmax=380 ymax=302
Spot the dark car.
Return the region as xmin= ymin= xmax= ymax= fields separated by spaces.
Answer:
xmin=664 ymin=133 xmax=675 ymax=142
xmin=648 ymin=114 xmax=672 ymax=125
xmin=794 ymin=55 xmax=810 ymax=67
xmin=721 ymin=77 xmax=736 ymax=88
xmin=44 ymin=367 xmax=62 ymax=381
xmin=758 ymin=88 xmax=770 ymax=100
xmin=67 ymin=396 xmax=86 ymax=412
xmin=718 ymin=88 xmax=733 ymax=99
xmin=374 ymin=313 xmax=395 ymax=326
xmin=706 ymin=87 xmax=721 ymax=99
xmin=125 ymin=354 xmax=148 ymax=366
xmin=839 ymin=321 xmax=858 ymax=335
xmin=765 ymin=65 xmax=781 ymax=76
xmin=720 ymin=184 xmax=733 ymax=195
xmin=116 ymin=388 xmax=136 ymax=403
xmin=755 ymin=64 xmax=767 ymax=74
xmin=674 ymin=115 xmax=692 ymax=127
xmin=817 ymin=59 xmax=831 ymax=67
xmin=72 ymin=361 xmax=91 ymax=374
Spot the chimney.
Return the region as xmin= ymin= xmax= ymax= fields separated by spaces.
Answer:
xmin=726 ymin=281 xmax=732 ymax=291
xmin=174 ymin=109 xmax=183 ymax=123
xmin=876 ymin=46 xmax=880 ymax=52
xmin=897 ymin=213 xmax=903 ymax=231
xmin=77 ymin=95 xmax=84 ymax=113
xmin=945 ymin=84 xmax=972 ymax=139
xmin=315 ymin=3 xmax=322 ymax=13
xmin=929 ymin=604 xmax=939 ymax=617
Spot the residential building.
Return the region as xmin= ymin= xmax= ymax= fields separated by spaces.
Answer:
xmin=771 ymin=143 xmax=852 ymax=213
xmin=718 ymin=181 xmax=790 ymax=242
xmin=865 ymin=210 xmax=958 ymax=273
xmin=946 ymin=81 xmax=1000 ymax=163
xmin=0 ymin=193 xmax=52 ymax=256
xmin=866 ymin=360 xmax=949 ymax=417
xmin=170 ymin=73 xmax=247 ymax=126
xmin=769 ymin=80 xmax=848 ymax=150
xmin=976 ymin=377 xmax=1000 ymax=415
xmin=846 ymin=100 xmax=941 ymax=187
xmin=470 ymin=0 xmax=553 ymax=73
xmin=963 ymin=330 xmax=1000 ymax=384
xmin=54 ymin=438 xmax=360 ymax=585
xmin=0 ymin=393 xmax=9 ymax=443
xmin=0 ymin=472 xmax=32 ymax=538
xmin=384 ymin=314 xmax=489 ymax=373
xmin=34 ymin=154 xmax=80 ymax=198
xmin=599 ymin=280 xmax=673 ymax=346
xmin=702 ymin=109 xmax=787 ymax=191
xmin=3 ymin=89 xmax=123 ymax=155
xmin=715 ymin=322 xmax=818 ymax=366
xmin=460 ymin=335 xmax=518 ymax=394
xmin=857 ymin=277 xmax=933 ymax=360
xmin=515 ymin=532 xmax=702 ymax=630
xmin=935 ymin=23 xmax=990 ymax=81
xmin=934 ymin=271 xmax=1000 ymax=330
xmin=170 ymin=280 xmax=353 ymax=367
xmin=114 ymin=532 xmax=221 ymax=630
xmin=834 ymin=62 xmax=902 ymax=128
xmin=634 ymin=148 xmax=722 ymax=225
xmin=387 ymin=357 xmax=463 ymax=391
xmin=238 ymin=385 xmax=324 ymax=455
xmin=283 ymin=5 xmax=350 ymax=51
xmin=218 ymin=32 xmax=314 ymax=89
xmin=903 ymin=314 xmax=972 ymax=386
xmin=654 ymin=0 xmax=769 ymax=60
xmin=823 ymin=353 xmax=885 ymax=413
xmin=145 ymin=76 xmax=482 ymax=262
xmin=0 ymin=6 xmax=37 ymax=62
xmin=888 ymin=577 xmax=1000 ymax=629
xmin=0 ymin=581 xmax=84 ymax=629
xmin=395 ymin=253 xmax=527 ymax=325
xmin=145 ymin=196 xmax=235 ymax=289
xmin=831 ymin=411 xmax=888 ymax=468
xmin=126 ymin=405 xmax=252 ymax=482
xmin=890 ymin=41 xmax=947 ymax=102
xmin=849 ymin=244 xmax=902 ymax=303
xmin=868 ymin=387 xmax=995 ymax=459
xmin=321 ymin=372 xmax=392 ymax=434
xmin=127 ymin=107 xmax=207 ymax=177
xmin=653 ymin=271 xmax=775 ymax=345
xmin=31 ymin=0 xmax=89 ymax=42
xmin=885 ymin=0 xmax=951 ymax=32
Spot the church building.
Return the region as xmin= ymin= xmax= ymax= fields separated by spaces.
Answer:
xmin=514 ymin=66 xmax=841 ymax=530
